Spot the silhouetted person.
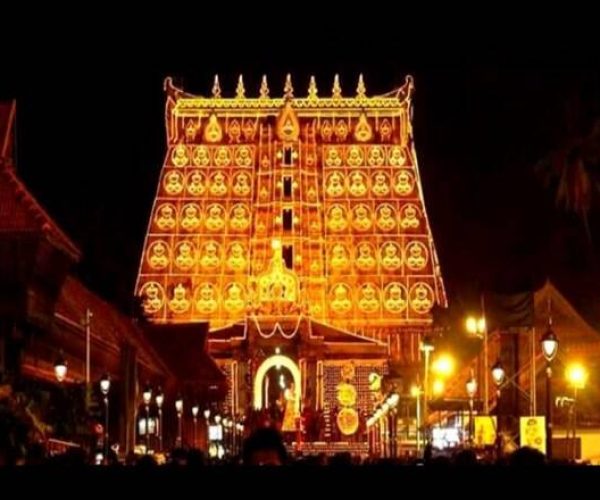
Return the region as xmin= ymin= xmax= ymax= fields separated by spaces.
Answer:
xmin=242 ymin=427 xmax=287 ymax=465
xmin=453 ymin=448 xmax=478 ymax=466
xmin=508 ymin=446 xmax=546 ymax=466
xmin=187 ymin=448 xmax=205 ymax=467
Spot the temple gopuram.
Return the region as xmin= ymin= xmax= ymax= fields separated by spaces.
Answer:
xmin=136 ymin=74 xmax=446 ymax=442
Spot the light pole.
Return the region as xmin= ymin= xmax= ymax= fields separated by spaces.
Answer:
xmin=192 ymin=404 xmax=199 ymax=448
xmin=142 ymin=385 xmax=152 ymax=454
xmin=491 ymin=359 xmax=505 ymax=457
xmin=419 ymin=336 xmax=434 ymax=448
xmin=565 ymin=363 xmax=587 ymax=461
xmin=155 ymin=389 xmax=164 ymax=452
xmin=466 ymin=314 xmax=487 ymax=413
xmin=541 ymin=323 xmax=559 ymax=459
xmin=99 ymin=373 xmax=111 ymax=464
xmin=465 ymin=373 xmax=477 ymax=447
xmin=175 ymin=396 xmax=184 ymax=448
xmin=410 ymin=384 xmax=422 ymax=453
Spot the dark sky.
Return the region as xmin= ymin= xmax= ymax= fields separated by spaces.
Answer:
xmin=2 ymin=29 xmax=599 ymax=326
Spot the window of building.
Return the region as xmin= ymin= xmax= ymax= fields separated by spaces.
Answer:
xmin=283 ymin=245 xmax=293 ymax=269
xmin=283 ymin=176 xmax=292 ymax=198
xmin=282 ymin=208 xmax=293 ymax=231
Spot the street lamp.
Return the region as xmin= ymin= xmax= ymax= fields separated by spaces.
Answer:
xmin=142 ymin=386 xmax=152 ymax=453
xmin=99 ymin=373 xmax=110 ymax=464
xmin=419 ymin=336 xmax=434 ymax=449
xmin=432 ymin=379 xmax=445 ymax=397
xmin=432 ymin=353 xmax=455 ymax=378
xmin=465 ymin=375 xmax=477 ymax=446
xmin=175 ymin=395 xmax=184 ymax=448
xmin=54 ymin=355 xmax=68 ymax=383
xmin=410 ymin=384 xmax=422 ymax=453
xmin=155 ymin=389 xmax=164 ymax=452
xmin=565 ymin=362 xmax=588 ymax=461
xmin=541 ymin=323 xmax=559 ymax=459
xmin=466 ymin=314 xmax=489 ymax=414
xmin=192 ymin=404 xmax=199 ymax=448
xmin=491 ymin=359 xmax=505 ymax=394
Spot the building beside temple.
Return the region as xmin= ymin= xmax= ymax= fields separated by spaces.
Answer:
xmin=136 ymin=74 xmax=447 ymax=440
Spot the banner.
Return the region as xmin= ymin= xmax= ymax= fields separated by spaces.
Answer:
xmin=519 ymin=416 xmax=546 ymax=454
xmin=474 ymin=416 xmax=497 ymax=446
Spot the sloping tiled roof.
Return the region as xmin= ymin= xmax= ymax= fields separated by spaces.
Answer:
xmin=55 ymin=276 xmax=171 ymax=377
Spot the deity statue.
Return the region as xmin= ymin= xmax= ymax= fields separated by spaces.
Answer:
xmin=384 ymin=283 xmax=407 ymax=313
xmin=326 ymin=172 xmax=345 ymax=197
xmin=192 ymin=146 xmax=210 ymax=167
xmin=148 ymin=241 xmax=169 ymax=270
xmin=164 ymin=171 xmax=184 ymax=195
xmin=180 ymin=204 xmax=201 ymax=231
xmin=195 ymin=283 xmax=218 ymax=315
xmin=140 ymin=282 xmax=163 ymax=314
xmin=168 ymin=284 xmax=190 ymax=313
xmin=348 ymin=172 xmax=368 ymax=197
xmin=205 ymin=205 xmax=225 ymax=232
xmin=355 ymin=243 xmax=376 ymax=271
xmin=379 ymin=119 xmax=392 ymax=142
xmin=330 ymin=284 xmax=352 ymax=315
xmin=209 ymin=171 xmax=228 ymax=196
xmin=334 ymin=119 xmax=349 ymax=142
xmin=227 ymin=242 xmax=247 ymax=272
xmin=227 ymin=119 xmax=241 ymax=143
xmin=214 ymin=146 xmax=232 ymax=167
xmin=235 ymin=146 xmax=253 ymax=167
xmin=410 ymin=283 xmax=433 ymax=314
xmin=186 ymin=171 xmax=206 ymax=196
xmin=171 ymin=144 xmax=189 ymax=167
xmin=371 ymin=172 xmax=390 ymax=197
xmin=175 ymin=242 xmax=195 ymax=270
xmin=367 ymin=145 xmax=385 ymax=166
xmin=376 ymin=205 xmax=397 ymax=232
xmin=223 ymin=283 xmax=245 ymax=314
xmin=200 ymin=242 xmax=221 ymax=270
xmin=346 ymin=145 xmax=364 ymax=167
xmin=394 ymin=170 xmax=414 ymax=195
xmin=232 ymin=172 xmax=251 ymax=197
xmin=358 ymin=284 xmax=380 ymax=314
xmin=406 ymin=242 xmax=427 ymax=270
xmin=327 ymin=205 xmax=348 ymax=232
xmin=352 ymin=205 xmax=372 ymax=232
xmin=381 ymin=242 xmax=402 ymax=271
xmin=325 ymin=146 xmax=342 ymax=167
xmin=243 ymin=119 xmax=256 ymax=141
xmin=330 ymin=243 xmax=350 ymax=271
xmin=388 ymin=146 xmax=406 ymax=166
xmin=155 ymin=204 xmax=176 ymax=231
xmin=229 ymin=204 xmax=250 ymax=231
xmin=400 ymin=204 xmax=420 ymax=229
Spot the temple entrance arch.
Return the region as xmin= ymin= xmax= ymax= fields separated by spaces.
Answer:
xmin=253 ymin=355 xmax=301 ymax=413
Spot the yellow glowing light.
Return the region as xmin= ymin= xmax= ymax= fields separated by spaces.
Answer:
xmin=432 ymin=379 xmax=445 ymax=396
xmin=566 ymin=363 xmax=588 ymax=390
xmin=271 ymin=239 xmax=282 ymax=250
xmin=466 ymin=316 xmax=485 ymax=335
xmin=432 ymin=353 xmax=455 ymax=378
xmin=410 ymin=385 xmax=421 ymax=398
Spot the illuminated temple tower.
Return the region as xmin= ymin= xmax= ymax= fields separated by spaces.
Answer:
xmin=136 ymin=74 xmax=446 ymax=438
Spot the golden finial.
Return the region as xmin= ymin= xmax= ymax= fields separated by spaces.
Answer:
xmin=236 ymin=74 xmax=245 ymax=99
xmin=284 ymin=73 xmax=294 ymax=99
xmin=308 ymin=76 xmax=318 ymax=100
xmin=259 ymin=75 xmax=270 ymax=99
xmin=332 ymin=74 xmax=342 ymax=99
xmin=212 ymin=75 xmax=221 ymax=98
xmin=357 ymin=74 xmax=366 ymax=98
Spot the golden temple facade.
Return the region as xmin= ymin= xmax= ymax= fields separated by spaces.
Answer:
xmin=136 ymin=74 xmax=446 ymax=433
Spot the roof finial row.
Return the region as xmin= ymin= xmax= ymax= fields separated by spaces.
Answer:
xmin=209 ymin=74 xmax=368 ymax=98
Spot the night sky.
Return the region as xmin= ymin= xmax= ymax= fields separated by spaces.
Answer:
xmin=2 ymin=28 xmax=599 ymax=326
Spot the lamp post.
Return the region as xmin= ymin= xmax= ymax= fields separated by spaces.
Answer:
xmin=465 ymin=374 xmax=477 ymax=446
xmin=466 ymin=315 xmax=488 ymax=413
xmin=491 ymin=359 xmax=505 ymax=457
xmin=192 ymin=404 xmax=199 ymax=448
xmin=565 ymin=363 xmax=587 ymax=461
xmin=419 ymin=336 xmax=434 ymax=448
xmin=541 ymin=323 xmax=558 ymax=459
xmin=142 ymin=385 xmax=152 ymax=454
xmin=175 ymin=396 xmax=184 ymax=448
xmin=410 ymin=384 xmax=422 ymax=453
xmin=54 ymin=355 xmax=68 ymax=383
xmin=155 ymin=389 xmax=164 ymax=452
xmin=99 ymin=374 xmax=111 ymax=464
